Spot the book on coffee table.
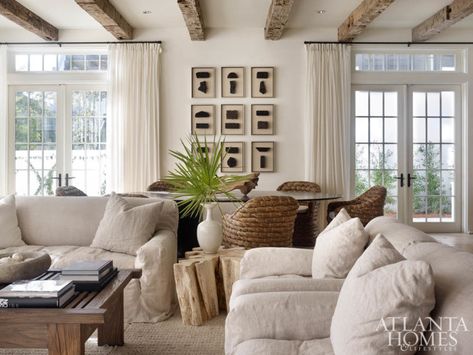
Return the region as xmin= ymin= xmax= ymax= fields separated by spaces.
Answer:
xmin=59 ymin=260 xmax=117 ymax=291
xmin=0 ymin=279 xmax=75 ymax=308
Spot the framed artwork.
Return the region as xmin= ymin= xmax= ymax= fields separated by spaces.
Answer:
xmin=191 ymin=105 xmax=216 ymax=135
xmin=251 ymin=104 xmax=274 ymax=135
xmin=192 ymin=142 xmax=215 ymax=158
xmin=192 ymin=67 xmax=216 ymax=98
xmin=251 ymin=141 xmax=274 ymax=172
xmin=221 ymin=67 xmax=245 ymax=98
xmin=221 ymin=142 xmax=244 ymax=173
xmin=251 ymin=67 xmax=274 ymax=98
xmin=221 ymin=104 xmax=244 ymax=135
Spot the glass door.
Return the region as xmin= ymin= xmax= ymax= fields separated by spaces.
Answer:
xmin=409 ymin=86 xmax=461 ymax=232
xmin=8 ymin=86 xmax=63 ymax=196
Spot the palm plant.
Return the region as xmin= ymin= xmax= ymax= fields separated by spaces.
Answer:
xmin=165 ymin=135 xmax=247 ymax=218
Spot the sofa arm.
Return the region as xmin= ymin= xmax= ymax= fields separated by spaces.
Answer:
xmin=225 ymin=291 xmax=339 ymax=354
xmin=240 ymin=248 xmax=313 ymax=279
xmin=132 ymin=229 xmax=177 ymax=322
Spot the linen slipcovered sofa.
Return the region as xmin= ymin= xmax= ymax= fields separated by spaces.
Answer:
xmin=0 ymin=196 xmax=178 ymax=323
xmin=226 ymin=217 xmax=473 ymax=354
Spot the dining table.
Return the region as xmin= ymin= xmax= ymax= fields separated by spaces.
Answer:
xmin=143 ymin=190 xmax=341 ymax=257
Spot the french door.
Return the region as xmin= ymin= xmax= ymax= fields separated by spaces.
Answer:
xmin=353 ymin=85 xmax=462 ymax=232
xmin=8 ymin=85 xmax=108 ymax=196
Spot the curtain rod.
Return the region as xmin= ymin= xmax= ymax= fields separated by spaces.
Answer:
xmin=304 ymin=41 xmax=473 ymax=46
xmin=0 ymin=40 xmax=162 ymax=46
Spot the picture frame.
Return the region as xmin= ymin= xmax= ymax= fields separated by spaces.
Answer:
xmin=251 ymin=67 xmax=274 ymax=98
xmin=192 ymin=142 xmax=215 ymax=159
xmin=251 ymin=104 xmax=274 ymax=135
xmin=221 ymin=104 xmax=245 ymax=135
xmin=221 ymin=67 xmax=245 ymax=98
xmin=251 ymin=141 xmax=274 ymax=172
xmin=192 ymin=67 xmax=216 ymax=98
xmin=191 ymin=105 xmax=216 ymax=135
xmin=221 ymin=142 xmax=244 ymax=173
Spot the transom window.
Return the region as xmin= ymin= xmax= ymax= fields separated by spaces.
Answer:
xmin=14 ymin=53 xmax=108 ymax=72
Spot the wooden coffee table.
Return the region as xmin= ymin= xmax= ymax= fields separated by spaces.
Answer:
xmin=0 ymin=269 xmax=141 ymax=355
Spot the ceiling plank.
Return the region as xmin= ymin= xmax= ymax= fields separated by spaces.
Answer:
xmin=177 ymin=0 xmax=205 ymax=41
xmin=0 ymin=0 xmax=58 ymax=41
xmin=264 ymin=0 xmax=295 ymax=40
xmin=338 ymin=0 xmax=396 ymax=42
xmin=412 ymin=0 xmax=473 ymax=42
xmin=75 ymin=0 xmax=133 ymax=40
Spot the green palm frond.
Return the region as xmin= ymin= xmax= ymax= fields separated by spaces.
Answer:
xmin=165 ymin=135 xmax=247 ymax=218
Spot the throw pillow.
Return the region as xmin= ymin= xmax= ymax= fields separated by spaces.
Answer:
xmin=312 ymin=217 xmax=368 ymax=279
xmin=323 ymin=208 xmax=350 ymax=234
xmin=331 ymin=234 xmax=436 ymax=355
xmin=91 ymin=192 xmax=164 ymax=255
xmin=0 ymin=195 xmax=25 ymax=248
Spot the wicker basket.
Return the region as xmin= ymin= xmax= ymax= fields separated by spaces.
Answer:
xmin=223 ymin=196 xmax=299 ymax=248
xmin=327 ymin=185 xmax=387 ymax=226
xmin=277 ymin=181 xmax=321 ymax=247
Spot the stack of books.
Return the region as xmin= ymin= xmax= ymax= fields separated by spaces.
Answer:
xmin=60 ymin=260 xmax=117 ymax=291
xmin=0 ymin=280 xmax=75 ymax=308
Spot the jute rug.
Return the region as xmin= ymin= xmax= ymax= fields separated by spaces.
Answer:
xmin=0 ymin=313 xmax=226 ymax=355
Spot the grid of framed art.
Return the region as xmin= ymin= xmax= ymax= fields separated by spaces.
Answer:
xmin=190 ymin=66 xmax=276 ymax=173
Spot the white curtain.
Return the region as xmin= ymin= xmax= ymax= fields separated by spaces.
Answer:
xmin=0 ymin=45 xmax=8 ymax=195
xmin=304 ymin=43 xmax=351 ymax=227
xmin=108 ymin=43 xmax=161 ymax=193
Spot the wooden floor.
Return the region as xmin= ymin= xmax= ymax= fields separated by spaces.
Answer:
xmin=430 ymin=233 xmax=473 ymax=253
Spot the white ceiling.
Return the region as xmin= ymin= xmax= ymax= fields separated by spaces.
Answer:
xmin=0 ymin=0 xmax=472 ymax=33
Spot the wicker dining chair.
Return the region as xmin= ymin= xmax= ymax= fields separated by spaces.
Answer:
xmin=327 ymin=185 xmax=387 ymax=226
xmin=277 ymin=181 xmax=321 ymax=247
xmin=223 ymin=196 xmax=299 ymax=249
xmin=147 ymin=180 xmax=174 ymax=192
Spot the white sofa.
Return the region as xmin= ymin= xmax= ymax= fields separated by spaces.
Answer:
xmin=226 ymin=217 xmax=473 ymax=355
xmin=0 ymin=196 xmax=179 ymax=323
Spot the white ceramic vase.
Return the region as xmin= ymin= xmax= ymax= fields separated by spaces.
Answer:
xmin=197 ymin=202 xmax=223 ymax=254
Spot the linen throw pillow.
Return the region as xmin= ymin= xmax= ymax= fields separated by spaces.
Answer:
xmin=312 ymin=217 xmax=368 ymax=279
xmin=323 ymin=208 xmax=351 ymax=234
xmin=91 ymin=193 xmax=164 ymax=255
xmin=0 ymin=195 xmax=25 ymax=248
xmin=331 ymin=235 xmax=436 ymax=355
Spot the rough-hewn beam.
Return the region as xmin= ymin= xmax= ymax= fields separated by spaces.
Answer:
xmin=412 ymin=0 xmax=473 ymax=42
xmin=0 ymin=0 xmax=58 ymax=41
xmin=264 ymin=0 xmax=295 ymax=40
xmin=338 ymin=0 xmax=396 ymax=42
xmin=177 ymin=0 xmax=205 ymax=41
xmin=75 ymin=0 xmax=133 ymax=40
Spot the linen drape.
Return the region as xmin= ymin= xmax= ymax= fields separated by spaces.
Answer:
xmin=304 ymin=43 xmax=351 ymax=228
xmin=0 ymin=45 xmax=8 ymax=195
xmin=108 ymin=43 xmax=161 ymax=193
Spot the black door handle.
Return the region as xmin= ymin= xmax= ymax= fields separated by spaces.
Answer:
xmin=65 ymin=173 xmax=75 ymax=187
xmin=395 ymin=173 xmax=404 ymax=187
xmin=407 ymin=173 xmax=416 ymax=187
xmin=52 ymin=173 xmax=62 ymax=187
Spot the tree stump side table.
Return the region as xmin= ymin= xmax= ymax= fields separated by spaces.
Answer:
xmin=173 ymin=247 xmax=246 ymax=326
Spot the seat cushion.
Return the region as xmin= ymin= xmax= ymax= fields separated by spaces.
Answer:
xmin=330 ymin=235 xmax=436 ymax=355
xmin=312 ymin=217 xmax=369 ymax=279
xmin=233 ymin=338 xmax=333 ymax=355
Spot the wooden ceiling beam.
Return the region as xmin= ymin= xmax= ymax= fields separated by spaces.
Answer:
xmin=338 ymin=0 xmax=396 ymax=42
xmin=177 ymin=0 xmax=205 ymax=41
xmin=264 ymin=0 xmax=295 ymax=40
xmin=75 ymin=0 xmax=133 ymax=40
xmin=412 ymin=0 xmax=473 ymax=42
xmin=0 ymin=0 xmax=58 ymax=41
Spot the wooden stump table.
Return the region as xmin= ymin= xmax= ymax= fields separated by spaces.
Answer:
xmin=174 ymin=247 xmax=245 ymax=326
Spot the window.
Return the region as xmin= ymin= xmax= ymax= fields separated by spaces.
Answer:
xmin=14 ymin=53 xmax=108 ymax=72
xmin=354 ymin=52 xmax=458 ymax=72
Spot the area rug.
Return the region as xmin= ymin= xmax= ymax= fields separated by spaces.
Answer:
xmin=0 ymin=313 xmax=226 ymax=355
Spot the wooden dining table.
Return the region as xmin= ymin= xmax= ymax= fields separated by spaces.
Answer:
xmin=144 ymin=189 xmax=341 ymax=257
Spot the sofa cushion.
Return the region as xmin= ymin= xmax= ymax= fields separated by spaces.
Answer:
xmin=0 ymin=195 xmax=25 ymax=248
xmin=331 ymin=234 xmax=436 ymax=355
xmin=91 ymin=193 xmax=168 ymax=255
xmin=403 ymin=242 xmax=473 ymax=354
xmin=365 ymin=216 xmax=434 ymax=254
xmin=312 ymin=217 xmax=369 ymax=279
xmin=233 ymin=338 xmax=333 ymax=355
